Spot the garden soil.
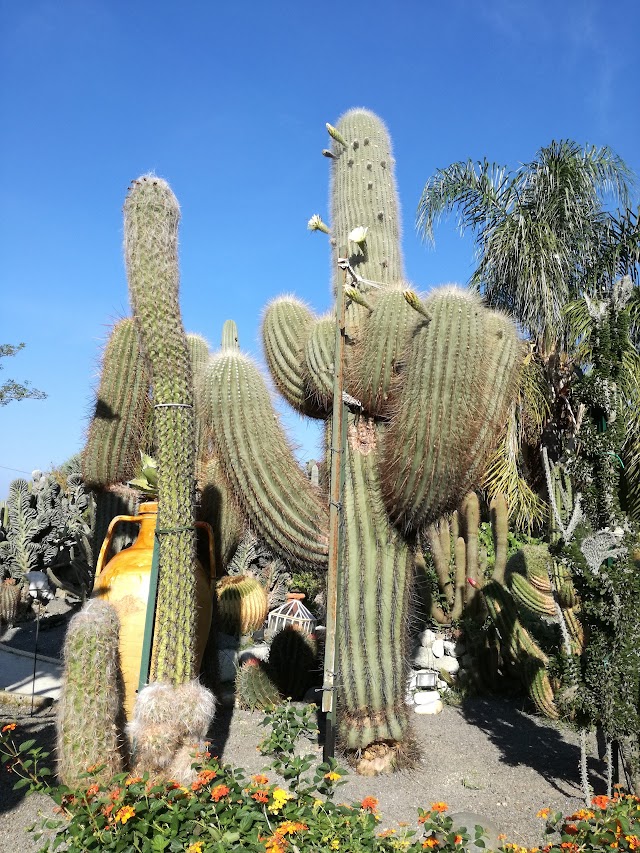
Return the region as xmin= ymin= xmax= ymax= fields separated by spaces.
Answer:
xmin=1 ymin=691 xmax=608 ymax=852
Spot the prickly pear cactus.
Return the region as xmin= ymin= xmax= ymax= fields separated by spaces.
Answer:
xmin=201 ymin=110 xmax=522 ymax=773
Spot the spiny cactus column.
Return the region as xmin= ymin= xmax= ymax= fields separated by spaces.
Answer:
xmin=124 ymin=175 xmax=200 ymax=684
xmin=56 ymin=600 xmax=126 ymax=786
xmin=202 ymin=110 xmax=522 ymax=773
xmin=82 ymin=318 xmax=151 ymax=489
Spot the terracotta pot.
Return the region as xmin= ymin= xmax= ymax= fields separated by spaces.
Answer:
xmin=93 ymin=502 xmax=214 ymax=719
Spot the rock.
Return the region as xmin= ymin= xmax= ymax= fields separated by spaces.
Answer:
xmin=431 ymin=638 xmax=445 ymax=658
xmin=414 ymin=647 xmax=436 ymax=669
xmin=419 ymin=628 xmax=437 ymax=648
xmin=218 ymin=648 xmax=239 ymax=682
xmin=443 ymin=639 xmax=466 ymax=657
xmin=414 ymin=690 xmax=440 ymax=706
xmin=239 ymin=644 xmax=269 ymax=665
xmin=444 ymin=812 xmax=501 ymax=853
xmin=414 ymin=699 xmax=443 ymax=714
xmin=438 ymin=655 xmax=460 ymax=675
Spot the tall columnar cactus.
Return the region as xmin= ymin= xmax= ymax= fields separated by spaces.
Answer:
xmin=56 ymin=600 xmax=126 ymax=787
xmin=123 ymin=175 xmax=202 ymax=685
xmin=201 ymin=110 xmax=522 ymax=773
xmin=82 ymin=318 xmax=151 ymax=489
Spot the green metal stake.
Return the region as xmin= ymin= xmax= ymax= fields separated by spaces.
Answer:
xmin=138 ymin=524 xmax=161 ymax=695
xmin=322 ymin=249 xmax=349 ymax=762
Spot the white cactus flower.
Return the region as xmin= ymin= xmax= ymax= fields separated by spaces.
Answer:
xmin=307 ymin=214 xmax=330 ymax=234
xmin=348 ymin=225 xmax=368 ymax=245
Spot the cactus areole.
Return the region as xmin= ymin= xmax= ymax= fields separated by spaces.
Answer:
xmin=202 ymin=110 xmax=522 ymax=774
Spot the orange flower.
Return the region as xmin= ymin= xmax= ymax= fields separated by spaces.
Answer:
xmin=191 ymin=769 xmax=217 ymax=791
xmin=560 ymin=844 xmax=578 ymax=851
xmin=431 ymin=802 xmax=448 ymax=813
xmin=252 ymin=790 xmax=269 ymax=803
xmin=361 ymin=796 xmax=379 ymax=812
xmin=264 ymin=836 xmax=287 ymax=853
xmin=276 ymin=820 xmax=307 ymax=836
xmin=536 ymin=808 xmax=550 ymax=819
xmin=423 ymin=840 xmax=439 ymax=849
xmin=454 ymin=835 xmax=463 ymax=845
xmin=108 ymin=786 xmax=122 ymax=801
xmin=115 ymin=805 xmax=135 ymax=825
xmin=592 ymin=795 xmax=610 ymax=809
xmin=626 ymin=836 xmax=640 ymax=850
xmin=1 ymin=723 xmax=16 ymax=733
xmin=211 ymin=783 xmax=230 ymax=802
xmin=125 ymin=775 xmax=142 ymax=786
xmin=252 ymin=774 xmax=269 ymax=785
xmin=85 ymin=784 xmax=100 ymax=799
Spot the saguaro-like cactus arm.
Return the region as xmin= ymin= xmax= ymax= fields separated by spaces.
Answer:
xmin=200 ymin=348 xmax=329 ymax=568
xmin=381 ymin=288 xmax=522 ymax=530
xmin=124 ymin=175 xmax=199 ymax=684
xmin=82 ymin=318 xmax=151 ymax=489
xmin=262 ymin=296 xmax=324 ymax=417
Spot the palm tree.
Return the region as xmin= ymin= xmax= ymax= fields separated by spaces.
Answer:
xmin=416 ymin=141 xmax=638 ymax=527
xmin=417 ymin=140 xmax=634 ymax=350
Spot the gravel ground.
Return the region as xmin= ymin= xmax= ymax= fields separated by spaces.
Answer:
xmin=1 ymin=693 xmax=607 ymax=853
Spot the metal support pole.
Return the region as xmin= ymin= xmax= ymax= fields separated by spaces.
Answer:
xmin=138 ymin=526 xmax=160 ymax=694
xmin=322 ymin=250 xmax=349 ymax=762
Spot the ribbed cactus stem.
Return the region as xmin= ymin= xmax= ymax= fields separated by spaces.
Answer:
xmin=216 ymin=574 xmax=268 ymax=635
xmin=221 ymin=319 xmax=239 ymax=350
xmin=56 ymin=600 xmax=126 ymax=787
xmin=82 ymin=318 xmax=151 ymax=489
xmin=490 ymin=494 xmax=509 ymax=583
xmin=461 ymin=492 xmax=480 ymax=605
xmin=200 ymin=349 xmax=329 ymax=567
xmin=124 ymin=175 xmax=198 ymax=684
xmin=263 ymin=297 xmax=322 ymax=416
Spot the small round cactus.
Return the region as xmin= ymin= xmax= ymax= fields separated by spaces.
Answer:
xmin=216 ymin=574 xmax=268 ymax=635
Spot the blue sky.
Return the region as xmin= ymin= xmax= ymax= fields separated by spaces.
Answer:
xmin=2 ymin=0 xmax=639 ymax=498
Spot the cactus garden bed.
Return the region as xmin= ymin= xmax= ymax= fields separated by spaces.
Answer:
xmin=0 ymin=692 xmax=609 ymax=852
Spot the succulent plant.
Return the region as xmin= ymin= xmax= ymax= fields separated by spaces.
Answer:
xmin=268 ymin=625 xmax=318 ymax=701
xmin=56 ymin=600 xmax=127 ymax=787
xmin=200 ymin=110 xmax=522 ymax=773
xmin=235 ymin=659 xmax=282 ymax=711
xmin=216 ymin=574 xmax=268 ymax=636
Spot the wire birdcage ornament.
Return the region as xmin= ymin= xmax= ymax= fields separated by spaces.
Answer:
xmin=267 ymin=593 xmax=317 ymax=637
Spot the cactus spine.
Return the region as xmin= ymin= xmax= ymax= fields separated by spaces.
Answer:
xmin=216 ymin=574 xmax=268 ymax=635
xmin=235 ymin=659 xmax=282 ymax=710
xmin=56 ymin=600 xmax=126 ymax=786
xmin=268 ymin=626 xmax=318 ymax=700
xmin=82 ymin=318 xmax=151 ymax=489
xmin=124 ymin=175 xmax=201 ymax=685
xmin=203 ymin=111 xmax=522 ymax=773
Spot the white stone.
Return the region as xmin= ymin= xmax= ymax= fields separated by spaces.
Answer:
xmin=443 ymin=639 xmax=466 ymax=657
xmin=419 ymin=628 xmax=438 ymax=648
xmin=413 ymin=647 xmax=436 ymax=669
xmin=431 ymin=638 xmax=445 ymax=658
xmin=438 ymin=655 xmax=460 ymax=675
xmin=414 ymin=699 xmax=444 ymax=715
xmin=437 ymin=678 xmax=448 ymax=689
xmin=414 ymin=689 xmax=440 ymax=706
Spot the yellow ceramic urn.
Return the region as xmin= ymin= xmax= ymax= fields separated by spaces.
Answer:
xmin=92 ymin=502 xmax=214 ymax=719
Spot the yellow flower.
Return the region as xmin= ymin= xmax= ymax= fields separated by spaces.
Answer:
xmin=114 ymin=805 xmax=135 ymax=824
xmin=187 ymin=843 xmax=204 ymax=853
xmin=313 ymin=798 xmax=323 ymax=809
xmin=324 ymin=771 xmax=342 ymax=782
xmin=330 ymin=840 xmax=340 ymax=850
xmin=269 ymin=787 xmax=292 ymax=813
xmin=536 ymin=807 xmax=550 ymax=819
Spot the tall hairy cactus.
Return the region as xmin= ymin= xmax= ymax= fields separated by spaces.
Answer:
xmin=124 ymin=175 xmax=201 ymax=685
xmin=201 ymin=110 xmax=522 ymax=774
xmin=56 ymin=600 xmax=126 ymax=787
